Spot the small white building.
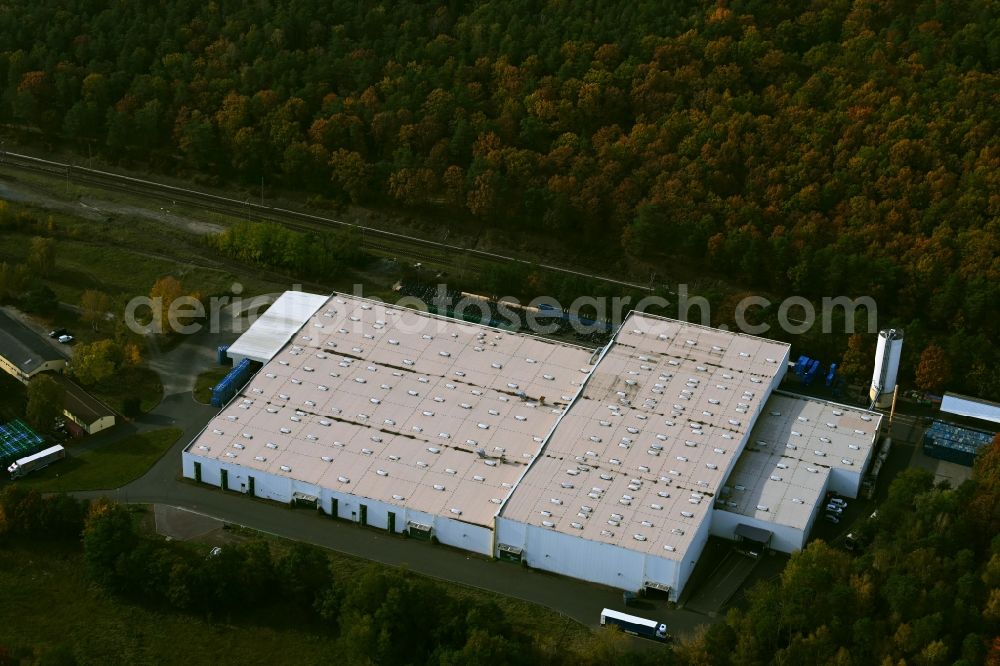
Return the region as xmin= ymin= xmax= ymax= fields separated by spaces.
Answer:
xmin=52 ymin=373 xmax=117 ymax=435
xmin=226 ymin=291 xmax=329 ymax=366
xmin=939 ymin=392 xmax=1000 ymax=427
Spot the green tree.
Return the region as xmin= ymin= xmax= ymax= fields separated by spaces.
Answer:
xmin=71 ymin=339 xmax=121 ymax=385
xmin=25 ymin=373 xmax=64 ymax=431
xmin=27 ymin=236 xmax=55 ymax=277
xmin=82 ymin=498 xmax=138 ymax=590
xmin=0 ymin=485 xmax=43 ymax=536
xmin=277 ymin=543 xmax=331 ymax=608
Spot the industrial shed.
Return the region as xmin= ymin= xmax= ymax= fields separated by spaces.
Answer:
xmin=0 ymin=310 xmax=66 ymax=383
xmin=709 ymin=394 xmax=880 ymax=552
xmin=225 ymin=291 xmax=328 ymax=366
xmin=939 ymin=393 xmax=1000 ymax=428
xmin=50 ymin=373 xmax=117 ymax=435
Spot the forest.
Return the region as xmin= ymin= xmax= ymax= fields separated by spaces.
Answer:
xmin=0 ymin=0 xmax=997 ymax=398
xmin=1 ymin=436 xmax=998 ymax=664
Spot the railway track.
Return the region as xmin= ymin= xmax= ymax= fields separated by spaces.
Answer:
xmin=0 ymin=150 xmax=656 ymax=292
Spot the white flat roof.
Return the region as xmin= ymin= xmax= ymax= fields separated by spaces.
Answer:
xmin=226 ymin=291 xmax=329 ymax=363
xmin=940 ymin=392 xmax=1000 ymax=425
xmin=189 ymin=293 xmax=595 ymax=528
xmin=716 ymin=393 xmax=881 ymax=530
xmin=499 ymin=312 xmax=791 ymax=560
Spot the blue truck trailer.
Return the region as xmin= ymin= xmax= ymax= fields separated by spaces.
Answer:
xmin=210 ymin=358 xmax=258 ymax=407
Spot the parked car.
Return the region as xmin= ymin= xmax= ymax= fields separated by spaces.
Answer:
xmin=825 ymin=504 xmax=843 ymax=514
xmin=57 ymin=334 xmax=74 ymax=344
xmin=828 ymin=498 xmax=848 ymax=508
xmin=823 ymin=514 xmax=840 ymax=524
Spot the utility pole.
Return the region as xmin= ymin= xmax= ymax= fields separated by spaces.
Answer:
xmin=889 ymin=385 xmax=899 ymax=428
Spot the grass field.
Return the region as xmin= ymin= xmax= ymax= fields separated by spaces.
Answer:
xmin=192 ymin=366 xmax=230 ymax=404
xmin=0 ymin=528 xmax=591 ymax=665
xmin=0 ymin=540 xmax=340 ymax=664
xmin=0 ymin=194 xmax=296 ymax=305
xmin=90 ymin=365 xmax=164 ymax=415
xmin=17 ymin=428 xmax=181 ymax=492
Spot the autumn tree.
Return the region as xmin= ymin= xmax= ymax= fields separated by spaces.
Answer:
xmin=25 ymin=373 xmax=65 ymax=431
xmin=915 ymin=345 xmax=952 ymax=393
xmin=80 ymin=289 xmax=111 ymax=332
xmin=839 ymin=333 xmax=873 ymax=386
xmin=149 ymin=276 xmax=183 ymax=335
xmin=27 ymin=237 xmax=55 ymax=277
xmin=968 ymin=434 xmax=1000 ymax=538
xmin=328 ymin=149 xmax=372 ymax=203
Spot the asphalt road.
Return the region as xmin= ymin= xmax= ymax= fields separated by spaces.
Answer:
xmin=70 ymin=314 xmax=713 ymax=636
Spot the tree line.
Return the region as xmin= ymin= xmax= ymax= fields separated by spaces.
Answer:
xmin=208 ymin=221 xmax=371 ymax=279
xmin=672 ymin=435 xmax=1000 ymax=666
xmin=0 ymin=0 xmax=996 ymax=398
xmin=2 ymin=435 xmax=999 ymax=663
xmin=0 ymin=491 xmax=561 ymax=665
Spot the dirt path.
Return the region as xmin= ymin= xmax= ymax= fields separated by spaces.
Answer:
xmin=0 ymin=173 xmax=224 ymax=235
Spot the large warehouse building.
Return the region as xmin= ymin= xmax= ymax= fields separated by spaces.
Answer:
xmin=186 ymin=294 xmax=596 ymax=554
xmin=183 ymin=292 xmax=881 ymax=599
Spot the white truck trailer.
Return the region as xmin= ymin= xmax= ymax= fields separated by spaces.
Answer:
xmin=600 ymin=608 xmax=670 ymax=641
xmin=7 ymin=445 xmax=65 ymax=479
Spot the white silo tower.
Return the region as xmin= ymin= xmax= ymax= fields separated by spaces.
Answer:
xmin=869 ymin=329 xmax=904 ymax=408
